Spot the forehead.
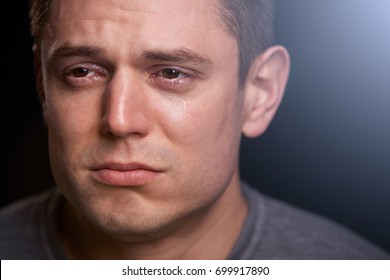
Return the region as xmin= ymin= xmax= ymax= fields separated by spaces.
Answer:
xmin=46 ymin=0 xmax=226 ymax=38
xmin=42 ymin=0 xmax=237 ymax=69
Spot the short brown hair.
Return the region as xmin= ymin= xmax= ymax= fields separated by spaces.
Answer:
xmin=216 ymin=0 xmax=275 ymax=86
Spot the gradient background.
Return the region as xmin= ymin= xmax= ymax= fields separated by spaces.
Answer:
xmin=3 ymin=0 xmax=390 ymax=254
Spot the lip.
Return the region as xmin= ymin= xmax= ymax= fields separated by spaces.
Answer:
xmin=91 ymin=162 xmax=162 ymax=186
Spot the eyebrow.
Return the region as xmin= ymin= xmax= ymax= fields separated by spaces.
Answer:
xmin=46 ymin=44 xmax=104 ymax=66
xmin=142 ymin=48 xmax=211 ymax=64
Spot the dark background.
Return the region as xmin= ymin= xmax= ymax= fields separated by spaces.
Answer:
xmin=3 ymin=1 xmax=390 ymax=254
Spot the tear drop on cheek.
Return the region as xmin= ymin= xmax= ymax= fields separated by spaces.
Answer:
xmin=182 ymin=99 xmax=188 ymax=120
xmin=160 ymin=97 xmax=189 ymax=124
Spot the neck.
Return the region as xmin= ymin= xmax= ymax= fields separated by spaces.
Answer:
xmin=59 ymin=177 xmax=247 ymax=259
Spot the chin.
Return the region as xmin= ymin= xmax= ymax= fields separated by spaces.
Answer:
xmin=86 ymin=208 xmax=179 ymax=242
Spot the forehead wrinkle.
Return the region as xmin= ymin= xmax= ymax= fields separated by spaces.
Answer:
xmin=50 ymin=0 xmax=159 ymax=28
xmin=100 ymin=0 xmax=159 ymax=14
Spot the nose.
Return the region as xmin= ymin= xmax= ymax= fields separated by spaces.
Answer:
xmin=100 ymin=70 xmax=150 ymax=138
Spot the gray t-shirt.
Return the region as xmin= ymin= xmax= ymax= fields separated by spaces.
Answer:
xmin=0 ymin=183 xmax=389 ymax=259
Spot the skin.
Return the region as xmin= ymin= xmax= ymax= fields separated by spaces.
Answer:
xmin=35 ymin=0 xmax=290 ymax=259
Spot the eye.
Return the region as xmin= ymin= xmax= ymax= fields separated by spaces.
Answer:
xmin=155 ymin=68 xmax=189 ymax=80
xmin=161 ymin=68 xmax=182 ymax=79
xmin=61 ymin=63 xmax=107 ymax=88
xmin=72 ymin=67 xmax=94 ymax=78
xmin=147 ymin=66 xmax=200 ymax=92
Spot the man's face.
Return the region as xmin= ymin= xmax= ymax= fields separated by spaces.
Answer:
xmin=39 ymin=0 xmax=249 ymax=239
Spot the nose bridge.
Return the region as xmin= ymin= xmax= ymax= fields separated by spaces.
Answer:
xmin=101 ymin=69 xmax=149 ymax=137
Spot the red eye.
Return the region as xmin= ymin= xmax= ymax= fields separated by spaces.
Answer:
xmin=72 ymin=67 xmax=93 ymax=77
xmin=61 ymin=63 xmax=108 ymax=89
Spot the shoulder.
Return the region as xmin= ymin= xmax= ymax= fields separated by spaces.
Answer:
xmin=0 ymin=188 xmax=61 ymax=259
xmin=238 ymin=183 xmax=390 ymax=259
xmin=0 ymin=189 xmax=55 ymax=225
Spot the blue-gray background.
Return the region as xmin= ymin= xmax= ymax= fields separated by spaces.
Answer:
xmin=3 ymin=0 xmax=390 ymax=254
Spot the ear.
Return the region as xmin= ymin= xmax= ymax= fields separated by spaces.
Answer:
xmin=241 ymin=45 xmax=290 ymax=138
xmin=33 ymin=47 xmax=48 ymax=126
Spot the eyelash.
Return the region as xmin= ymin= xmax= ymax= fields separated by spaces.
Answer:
xmin=151 ymin=68 xmax=189 ymax=80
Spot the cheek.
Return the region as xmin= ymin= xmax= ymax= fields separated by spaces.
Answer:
xmin=187 ymin=90 xmax=243 ymax=143
xmin=45 ymin=94 xmax=100 ymax=159
xmin=156 ymin=97 xmax=189 ymax=130
xmin=159 ymin=85 xmax=244 ymax=166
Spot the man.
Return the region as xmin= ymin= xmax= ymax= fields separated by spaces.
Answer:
xmin=0 ymin=0 xmax=388 ymax=259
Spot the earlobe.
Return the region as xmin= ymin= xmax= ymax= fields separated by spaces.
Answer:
xmin=242 ymin=45 xmax=290 ymax=138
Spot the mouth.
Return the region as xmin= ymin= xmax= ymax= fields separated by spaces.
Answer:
xmin=91 ymin=162 xmax=162 ymax=186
